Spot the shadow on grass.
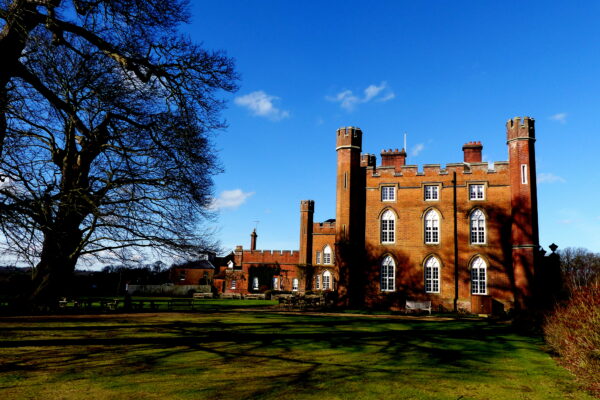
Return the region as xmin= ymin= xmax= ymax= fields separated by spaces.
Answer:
xmin=0 ymin=313 xmax=570 ymax=399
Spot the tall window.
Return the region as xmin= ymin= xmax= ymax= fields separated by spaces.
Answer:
xmin=381 ymin=186 xmax=395 ymax=201
xmin=469 ymin=184 xmax=485 ymax=200
xmin=471 ymin=257 xmax=487 ymax=295
xmin=424 ymin=257 xmax=440 ymax=293
xmin=316 ymin=251 xmax=321 ymax=264
xmin=381 ymin=210 xmax=395 ymax=243
xmin=231 ymin=279 xmax=236 ymax=290
xmin=323 ymin=270 xmax=331 ymax=290
xmin=273 ymin=277 xmax=279 ymax=290
xmin=381 ymin=256 xmax=395 ymax=292
xmin=424 ymin=210 xmax=440 ymax=244
xmin=252 ymin=277 xmax=259 ymax=290
xmin=470 ymin=209 xmax=486 ymax=244
xmin=292 ymin=278 xmax=299 ymax=291
xmin=315 ymin=275 xmax=321 ymax=290
xmin=424 ymin=185 xmax=439 ymax=201
xmin=323 ymin=245 xmax=332 ymax=264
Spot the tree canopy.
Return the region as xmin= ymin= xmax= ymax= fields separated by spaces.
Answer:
xmin=0 ymin=0 xmax=238 ymax=304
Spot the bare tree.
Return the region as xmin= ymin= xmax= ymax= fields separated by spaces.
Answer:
xmin=1 ymin=0 xmax=226 ymax=156
xmin=558 ymin=247 xmax=600 ymax=292
xmin=0 ymin=13 xmax=237 ymax=304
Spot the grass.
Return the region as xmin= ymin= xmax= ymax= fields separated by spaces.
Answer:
xmin=0 ymin=307 xmax=593 ymax=400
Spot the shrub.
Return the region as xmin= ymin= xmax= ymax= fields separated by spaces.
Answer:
xmin=544 ymin=284 xmax=600 ymax=396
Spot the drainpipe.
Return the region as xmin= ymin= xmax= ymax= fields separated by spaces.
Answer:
xmin=453 ymin=171 xmax=459 ymax=312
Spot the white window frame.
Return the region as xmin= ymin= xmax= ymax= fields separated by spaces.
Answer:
xmin=316 ymin=251 xmax=321 ymax=265
xmin=231 ymin=279 xmax=236 ymax=290
xmin=381 ymin=210 xmax=395 ymax=244
xmin=470 ymin=209 xmax=486 ymax=244
xmin=471 ymin=257 xmax=487 ymax=295
xmin=381 ymin=256 xmax=395 ymax=292
xmin=252 ymin=277 xmax=259 ymax=290
xmin=424 ymin=257 xmax=440 ymax=293
xmin=273 ymin=277 xmax=279 ymax=290
xmin=424 ymin=185 xmax=439 ymax=201
xmin=322 ymin=270 xmax=331 ymax=290
xmin=315 ymin=275 xmax=321 ymax=290
xmin=381 ymin=186 xmax=396 ymax=202
xmin=323 ymin=245 xmax=332 ymax=265
xmin=292 ymin=278 xmax=299 ymax=291
xmin=424 ymin=210 xmax=440 ymax=244
xmin=469 ymin=184 xmax=485 ymax=200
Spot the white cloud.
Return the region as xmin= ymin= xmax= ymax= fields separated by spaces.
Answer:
xmin=234 ymin=91 xmax=290 ymax=121
xmin=411 ymin=143 xmax=425 ymax=157
xmin=538 ymin=173 xmax=566 ymax=184
xmin=327 ymin=81 xmax=395 ymax=111
xmin=209 ymin=189 xmax=254 ymax=210
xmin=549 ymin=112 xmax=567 ymax=124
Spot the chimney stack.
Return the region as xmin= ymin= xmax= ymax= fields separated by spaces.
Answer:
xmin=250 ymin=229 xmax=257 ymax=251
xmin=462 ymin=141 xmax=483 ymax=163
xmin=380 ymin=148 xmax=407 ymax=170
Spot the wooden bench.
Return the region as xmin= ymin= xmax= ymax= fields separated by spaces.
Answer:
xmin=193 ymin=292 xmax=213 ymax=299
xmin=220 ymin=293 xmax=242 ymax=299
xmin=244 ymin=294 xmax=265 ymax=300
xmin=405 ymin=300 xmax=432 ymax=315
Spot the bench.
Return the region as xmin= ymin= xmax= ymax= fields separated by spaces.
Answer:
xmin=193 ymin=292 xmax=213 ymax=299
xmin=220 ymin=293 xmax=242 ymax=299
xmin=244 ymin=293 xmax=265 ymax=300
xmin=405 ymin=300 xmax=432 ymax=315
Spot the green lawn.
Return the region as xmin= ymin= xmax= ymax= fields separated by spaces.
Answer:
xmin=0 ymin=310 xmax=592 ymax=400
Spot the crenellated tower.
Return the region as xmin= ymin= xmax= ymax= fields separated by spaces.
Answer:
xmin=506 ymin=116 xmax=539 ymax=308
xmin=335 ymin=127 xmax=365 ymax=305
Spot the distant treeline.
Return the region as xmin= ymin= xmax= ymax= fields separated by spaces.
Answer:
xmin=0 ymin=262 xmax=170 ymax=298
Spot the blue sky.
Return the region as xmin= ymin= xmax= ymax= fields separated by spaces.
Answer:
xmin=188 ymin=1 xmax=600 ymax=254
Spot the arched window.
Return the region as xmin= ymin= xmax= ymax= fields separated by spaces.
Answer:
xmin=381 ymin=255 xmax=395 ymax=292
xmin=323 ymin=245 xmax=333 ymax=265
xmin=252 ymin=277 xmax=259 ymax=290
xmin=424 ymin=257 xmax=440 ymax=293
xmin=292 ymin=278 xmax=299 ymax=291
xmin=471 ymin=256 xmax=487 ymax=295
xmin=323 ymin=270 xmax=331 ymax=290
xmin=381 ymin=210 xmax=395 ymax=243
xmin=424 ymin=210 xmax=440 ymax=244
xmin=470 ymin=209 xmax=486 ymax=244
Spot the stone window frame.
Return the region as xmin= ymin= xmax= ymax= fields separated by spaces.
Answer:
xmin=381 ymin=185 xmax=396 ymax=202
xmin=470 ymin=255 xmax=488 ymax=295
xmin=423 ymin=208 xmax=441 ymax=245
xmin=469 ymin=208 xmax=487 ymax=245
xmin=424 ymin=184 xmax=441 ymax=201
xmin=424 ymin=256 xmax=441 ymax=294
xmin=379 ymin=208 xmax=397 ymax=244
xmin=468 ymin=182 xmax=486 ymax=201
xmin=380 ymin=255 xmax=396 ymax=292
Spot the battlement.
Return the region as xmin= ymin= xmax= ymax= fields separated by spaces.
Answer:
xmin=372 ymin=161 xmax=509 ymax=178
xmin=313 ymin=221 xmax=336 ymax=234
xmin=300 ymin=199 xmax=314 ymax=212
xmin=336 ymin=126 xmax=362 ymax=150
xmin=507 ymin=116 xmax=535 ymax=141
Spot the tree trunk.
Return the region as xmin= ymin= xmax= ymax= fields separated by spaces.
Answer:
xmin=28 ymin=225 xmax=82 ymax=307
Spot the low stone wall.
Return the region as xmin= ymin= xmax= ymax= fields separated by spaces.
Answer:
xmin=126 ymin=284 xmax=211 ymax=296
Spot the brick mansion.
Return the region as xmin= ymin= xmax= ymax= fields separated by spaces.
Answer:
xmin=179 ymin=117 xmax=543 ymax=313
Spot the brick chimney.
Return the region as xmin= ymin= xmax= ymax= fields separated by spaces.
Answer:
xmin=380 ymin=149 xmax=406 ymax=170
xmin=462 ymin=141 xmax=483 ymax=163
xmin=250 ymin=229 xmax=257 ymax=251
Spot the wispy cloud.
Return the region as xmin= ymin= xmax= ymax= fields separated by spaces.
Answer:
xmin=235 ymin=91 xmax=290 ymax=121
xmin=209 ymin=189 xmax=254 ymax=210
xmin=538 ymin=173 xmax=566 ymax=184
xmin=411 ymin=143 xmax=425 ymax=157
xmin=327 ymin=82 xmax=395 ymax=111
xmin=549 ymin=112 xmax=567 ymax=124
